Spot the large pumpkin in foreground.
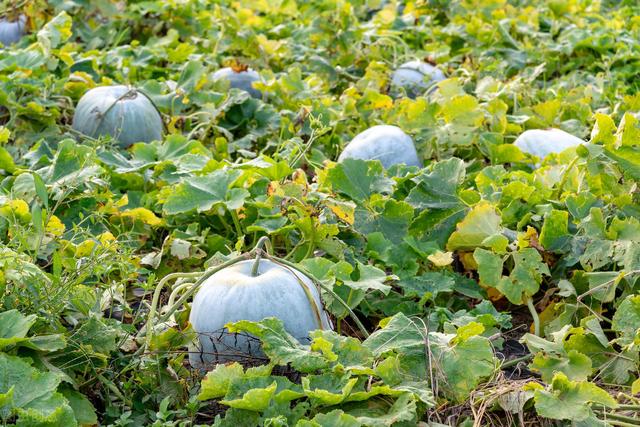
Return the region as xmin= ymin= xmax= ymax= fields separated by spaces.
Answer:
xmin=212 ymin=67 xmax=262 ymax=98
xmin=72 ymin=85 xmax=163 ymax=148
xmin=189 ymin=259 xmax=332 ymax=368
xmin=391 ymin=60 xmax=445 ymax=99
xmin=338 ymin=125 xmax=422 ymax=168
xmin=0 ymin=15 xmax=26 ymax=46
xmin=514 ymin=129 xmax=584 ymax=160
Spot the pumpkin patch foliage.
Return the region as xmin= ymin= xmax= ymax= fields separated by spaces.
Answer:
xmin=1 ymin=1 xmax=640 ymax=426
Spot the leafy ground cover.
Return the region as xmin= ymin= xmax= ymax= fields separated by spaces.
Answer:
xmin=1 ymin=0 xmax=640 ymax=425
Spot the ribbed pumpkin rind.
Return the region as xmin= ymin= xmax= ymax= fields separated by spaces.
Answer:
xmin=72 ymin=85 xmax=163 ymax=148
xmin=0 ymin=15 xmax=26 ymax=46
xmin=188 ymin=259 xmax=332 ymax=368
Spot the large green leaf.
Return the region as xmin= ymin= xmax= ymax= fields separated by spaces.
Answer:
xmin=405 ymin=157 xmax=465 ymax=209
xmin=324 ymin=159 xmax=395 ymax=203
xmin=446 ymin=202 xmax=504 ymax=251
xmin=0 ymin=354 xmax=76 ymax=425
xmin=611 ymin=294 xmax=640 ymax=347
xmin=532 ymin=373 xmax=617 ymax=421
xmin=226 ymin=318 xmax=329 ymax=372
xmin=163 ymin=169 xmax=249 ymax=214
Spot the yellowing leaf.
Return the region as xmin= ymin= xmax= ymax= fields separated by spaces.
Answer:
xmin=75 ymin=240 xmax=97 ymax=257
xmin=98 ymin=232 xmax=117 ymax=251
xmin=0 ymin=127 xmax=10 ymax=144
xmin=427 ymin=250 xmax=454 ymax=266
xmin=0 ymin=199 xmax=31 ymax=222
xmin=441 ymin=94 xmax=483 ymax=126
xmin=590 ymin=113 xmax=616 ymax=145
xmin=45 ymin=215 xmax=65 ymax=236
xmin=120 ymin=208 xmax=164 ymax=227
xmin=447 ymin=202 xmax=502 ymax=251
xmin=325 ymin=199 xmax=355 ymax=225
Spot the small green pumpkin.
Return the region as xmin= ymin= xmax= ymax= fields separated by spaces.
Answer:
xmin=72 ymin=85 xmax=163 ymax=148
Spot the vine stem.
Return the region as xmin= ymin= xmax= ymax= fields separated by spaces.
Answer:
xmin=142 ymin=271 xmax=203 ymax=349
xmin=500 ymin=354 xmax=533 ymax=369
xmin=526 ymin=297 xmax=540 ymax=337
xmin=594 ymin=404 xmax=640 ymax=411
xmin=577 ymin=270 xmax=640 ymax=302
xmin=139 ymin=256 xmax=250 ymax=350
xmin=592 ymin=410 xmax=639 ymax=425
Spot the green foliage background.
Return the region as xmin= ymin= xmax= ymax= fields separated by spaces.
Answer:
xmin=0 ymin=0 xmax=639 ymax=425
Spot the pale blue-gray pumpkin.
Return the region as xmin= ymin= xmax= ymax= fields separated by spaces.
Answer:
xmin=212 ymin=67 xmax=262 ymax=98
xmin=188 ymin=259 xmax=332 ymax=368
xmin=338 ymin=125 xmax=422 ymax=168
xmin=391 ymin=60 xmax=445 ymax=99
xmin=514 ymin=129 xmax=584 ymax=161
xmin=0 ymin=15 xmax=26 ymax=46
xmin=72 ymin=85 xmax=163 ymax=148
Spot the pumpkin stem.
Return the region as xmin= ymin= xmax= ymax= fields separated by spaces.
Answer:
xmin=250 ymin=236 xmax=273 ymax=277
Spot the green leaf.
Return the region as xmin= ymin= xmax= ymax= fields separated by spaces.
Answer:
xmin=354 ymin=199 xmax=414 ymax=244
xmin=353 ymin=392 xmax=417 ymax=427
xmin=590 ymin=113 xmax=616 ymax=146
xmin=473 ymin=248 xmax=504 ymax=287
xmin=533 ymin=372 xmax=617 ymax=421
xmin=446 ymin=202 xmax=502 ymax=251
xmin=198 ymin=363 xmax=245 ymax=401
xmin=429 ymin=328 xmax=495 ymax=402
xmin=163 ymin=169 xmax=249 ymax=214
xmin=61 ymin=388 xmax=98 ymax=427
xmin=603 ymin=147 xmax=640 ymax=180
xmin=0 ymin=309 xmax=36 ymax=348
xmin=220 ymin=379 xmax=278 ymax=411
xmin=405 ymin=158 xmax=465 ymax=209
xmin=539 ymin=209 xmax=569 ymax=250
xmin=309 ymin=330 xmax=373 ymax=368
xmin=363 ymin=313 xmax=425 ymax=356
xmin=324 ymin=159 xmax=394 ymax=203
xmin=213 ymin=408 xmax=260 ymax=427
xmin=531 ymin=350 xmax=593 ymax=382
xmin=342 ymin=262 xmax=392 ymax=294
xmin=14 ymin=392 xmax=77 ymax=427
xmin=72 ymin=317 xmax=118 ymax=355
xmin=299 ymin=410 xmax=361 ymax=427
xmin=615 ymin=113 xmax=640 ymax=147
xmin=0 ymin=310 xmax=64 ymax=352
xmin=611 ymin=294 xmax=640 ymax=347
xmin=302 ymin=373 xmax=357 ymax=405
xmin=225 ymin=318 xmax=329 ymax=372
xmin=496 ymin=248 xmax=550 ymax=305
xmin=0 ymin=354 xmax=65 ymax=418
xmin=0 ymin=147 xmax=16 ymax=173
